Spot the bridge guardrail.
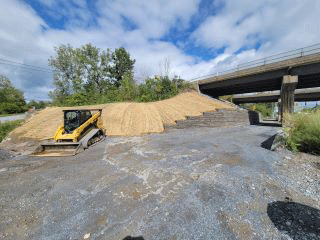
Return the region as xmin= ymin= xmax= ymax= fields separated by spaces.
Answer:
xmin=191 ymin=43 xmax=320 ymax=82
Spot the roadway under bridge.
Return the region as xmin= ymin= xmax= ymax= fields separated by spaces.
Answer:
xmin=195 ymin=44 xmax=320 ymax=118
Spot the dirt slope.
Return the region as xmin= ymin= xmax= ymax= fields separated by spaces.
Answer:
xmin=9 ymin=92 xmax=234 ymax=140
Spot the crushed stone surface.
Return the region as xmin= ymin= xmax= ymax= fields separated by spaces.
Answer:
xmin=0 ymin=126 xmax=319 ymax=240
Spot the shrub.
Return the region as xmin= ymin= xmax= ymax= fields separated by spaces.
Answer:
xmin=135 ymin=76 xmax=188 ymax=102
xmin=51 ymin=75 xmax=192 ymax=106
xmin=248 ymin=103 xmax=273 ymax=118
xmin=65 ymin=92 xmax=88 ymax=106
xmin=0 ymin=120 xmax=23 ymax=142
xmin=118 ymin=72 xmax=137 ymax=101
xmin=284 ymin=111 xmax=320 ymax=154
xmin=1 ymin=103 xmax=22 ymax=114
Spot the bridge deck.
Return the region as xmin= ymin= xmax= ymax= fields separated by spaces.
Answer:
xmin=198 ymin=53 xmax=320 ymax=85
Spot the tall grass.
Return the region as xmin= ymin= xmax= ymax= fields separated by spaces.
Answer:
xmin=0 ymin=120 xmax=23 ymax=142
xmin=284 ymin=111 xmax=320 ymax=154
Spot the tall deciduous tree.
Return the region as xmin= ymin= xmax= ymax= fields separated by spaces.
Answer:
xmin=48 ymin=44 xmax=78 ymax=103
xmin=111 ymin=47 xmax=136 ymax=87
xmin=77 ymin=43 xmax=112 ymax=94
xmin=49 ymin=44 xmax=135 ymax=104
xmin=119 ymin=71 xmax=136 ymax=101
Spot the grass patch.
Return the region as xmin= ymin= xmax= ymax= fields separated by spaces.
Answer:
xmin=0 ymin=120 xmax=24 ymax=142
xmin=284 ymin=111 xmax=320 ymax=154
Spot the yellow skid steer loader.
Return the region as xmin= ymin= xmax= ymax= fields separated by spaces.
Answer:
xmin=33 ymin=109 xmax=104 ymax=156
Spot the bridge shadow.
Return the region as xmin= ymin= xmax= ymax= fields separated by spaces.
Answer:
xmin=267 ymin=201 xmax=320 ymax=239
xmin=258 ymin=121 xmax=282 ymax=127
xmin=123 ymin=236 xmax=145 ymax=240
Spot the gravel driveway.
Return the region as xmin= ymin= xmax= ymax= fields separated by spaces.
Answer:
xmin=0 ymin=126 xmax=319 ymax=239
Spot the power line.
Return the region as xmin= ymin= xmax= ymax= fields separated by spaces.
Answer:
xmin=0 ymin=57 xmax=53 ymax=71
xmin=0 ymin=58 xmax=55 ymax=73
xmin=0 ymin=62 xmax=53 ymax=73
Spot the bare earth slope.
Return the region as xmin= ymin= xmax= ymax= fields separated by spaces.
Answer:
xmin=9 ymin=92 xmax=233 ymax=141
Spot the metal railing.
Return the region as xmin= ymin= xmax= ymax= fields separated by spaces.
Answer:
xmin=191 ymin=43 xmax=320 ymax=82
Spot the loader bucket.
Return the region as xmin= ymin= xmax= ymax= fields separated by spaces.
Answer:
xmin=32 ymin=129 xmax=105 ymax=157
xmin=32 ymin=142 xmax=85 ymax=157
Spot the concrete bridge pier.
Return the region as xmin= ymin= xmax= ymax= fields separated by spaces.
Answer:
xmin=280 ymin=75 xmax=298 ymax=121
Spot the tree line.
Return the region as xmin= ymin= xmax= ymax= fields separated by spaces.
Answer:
xmin=0 ymin=75 xmax=51 ymax=115
xmin=0 ymin=43 xmax=192 ymax=114
xmin=49 ymin=43 xmax=191 ymax=106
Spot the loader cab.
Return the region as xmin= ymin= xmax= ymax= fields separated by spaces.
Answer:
xmin=64 ymin=110 xmax=92 ymax=134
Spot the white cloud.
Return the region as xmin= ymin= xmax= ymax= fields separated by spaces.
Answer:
xmin=0 ymin=0 xmax=320 ymax=101
xmin=97 ymin=0 xmax=201 ymax=37
xmin=0 ymin=0 xmax=202 ymax=100
xmin=37 ymin=0 xmax=93 ymax=28
xmin=0 ymin=0 xmax=53 ymax=100
xmin=192 ymin=0 xmax=318 ymax=53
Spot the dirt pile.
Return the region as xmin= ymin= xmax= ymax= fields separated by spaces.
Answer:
xmin=9 ymin=92 xmax=234 ymax=140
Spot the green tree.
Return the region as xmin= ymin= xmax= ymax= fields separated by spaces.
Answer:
xmin=0 ymin=75 xmax=27 ymax=114
xmin=110 ymin=47 xmax=136 ymax=87
xmin=49 ymin=44 xmax=135 ymax=105
xmin=49 ymin=44 xmax=112 ymax=103
xmin=48 ymin=44 xmax=78 ymax=104
xmin=136 ymin=76 xmax=189 ymax=102
xmin=138 ymin=77 xmax=157 ymax=101
xmin=48 ymin=43 xmax=193 ymax=106
xmin=77 ymin=43 xmax=112 ymax=94
xmin=118 ymin=72 xmax=137 ymax=101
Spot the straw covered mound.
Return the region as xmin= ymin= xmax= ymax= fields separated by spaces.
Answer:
xmin=10 ymin=92 xmax=234 ymax=141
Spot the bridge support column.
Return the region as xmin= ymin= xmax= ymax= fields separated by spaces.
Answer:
xmin=280 ymin=75 xmax=298 ymax=121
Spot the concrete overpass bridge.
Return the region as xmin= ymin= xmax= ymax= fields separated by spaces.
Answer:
xmin=195 ymin=44 xmax=320 ymax=117
xmin=233 ymin=87 xmax=320 ymax=104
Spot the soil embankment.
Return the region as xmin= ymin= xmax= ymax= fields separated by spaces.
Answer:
xmin=8 ymin=92 xmax=233 ymax=141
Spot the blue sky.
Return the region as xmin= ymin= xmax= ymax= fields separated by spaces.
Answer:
xmin=0 ymin=0 xmax=319 ymax=101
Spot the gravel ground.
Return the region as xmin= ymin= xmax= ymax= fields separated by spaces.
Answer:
xmin=0 ymin=126 xmax=319 ymax=240
xmin=0 ymin=149 xmax=13 ymax=161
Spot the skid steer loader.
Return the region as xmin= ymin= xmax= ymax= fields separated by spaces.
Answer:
xmin=33 ymin=109 xmax=104 ymax=156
